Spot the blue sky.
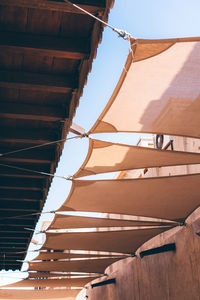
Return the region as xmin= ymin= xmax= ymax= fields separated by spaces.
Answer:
xmin=1 ymin=0 xmax=200 ymax=282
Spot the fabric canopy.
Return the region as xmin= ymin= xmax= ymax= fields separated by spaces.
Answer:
xmin=28 ymin=272 xmax=98 ymax=279
xmin=89 ymin=37 xmax=200 ymax=138
xmin=58 ymin=174 xmax=200 ymax=221
xmin=34 ymin=251 xmax=121 ymax=261
xmin=49 ymin=214 xmax=166 ymax=229
xmin=28 ymin=257 xmax=122 ymax=274
xmin=44 ymin=227 xmax=170 ymax=254
xmin=1 ymin=277 xmax=95 ymax=288
xmin=0 ymin=289 xmax=79 ymax=299
xmin=73 ymin=139 xmax=200 ymax=178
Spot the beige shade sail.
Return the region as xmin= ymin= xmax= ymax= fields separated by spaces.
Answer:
xmin=28 ymin=257 xmax=122 ymax=273
xmin=89 ymin=37 xmax=200 ymax=138
xmin=44 ymin=227 xmax=170 ymax=254
xmin=34 ymin=251 xmax=121 ymax=261
xmin=1 ymin=277 xmax=96 ymax=288
xmin=49 ymin=214 xmax=167 ymax=230
xmin=0 ymin=289 xmax=80 ymax=300
xmin=58 ymin=174 xmax=200 ymax=221
xmin=28 ymin=272 xmax=99 ymax=279
xmin=73 ymin=139 xmax=200 ymax=178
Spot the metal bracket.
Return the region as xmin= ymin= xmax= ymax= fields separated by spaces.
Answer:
xmin=91 ymin=278 xmax=116 ymax=288
xmin=140 ymin=243 xmax=176 ymax=258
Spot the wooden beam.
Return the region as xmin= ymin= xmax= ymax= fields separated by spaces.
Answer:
xmin=0 ymin=199 xmax=40 ymax=210
xmin=0 ymin=127 xmax=60 ymax=144
xmin=1 ymin=157 xmax=52 ymax=164
xmin=0 ymin=165 xmax=51 ymax=178
xmin=0 ymin=197 xmax=39 ymax=202
xmin=0 ymin=177 xmax=44 ymax=188
xmin=0 ymin=238 xmax=29 ymax=242
xmin=0 ymin=226 xmax=36 ymax=232
xmin=0 ymin=232 xmax=31 ymax=238
xmin=0 ymin=245 xmax=26 ymax=249
xmin=0 ymin=186 xmax=42 ymax=191
xmin=0 ymin=219 xmax=35 ymax=227
xmin=0 ymin=172 xmax=45 ymax=179
xmin=0 ymin=189 xmax=43 ymax=200
xmin=0 ymin=207 xmax=39 ymax=212
xmin=0 ymin=258 xmax=20 ymax=264
xmin=70 ymin=122 xmax=85 ymax=135
xmin=0 ymin=229 xmax=33 ymax=234
xmin=0 ymin=71 xmax=76 ymax=93
xmin=0 ymin=0 xmax=104 ymax=14
xmin=0 ymin=147 xmax=54 ymax=164
xmin=0 ymin=101 xmax=69 ymax=121
xmin=0 ymin=32 xmax=90 ymax=59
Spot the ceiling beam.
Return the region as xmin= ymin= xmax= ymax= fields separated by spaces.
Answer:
xmin=0 ymin=71 xmax=76 ymax=93
xmin=0 ymin=148 xmax=54 ymax=164
xmin=0 ymin=32 xmax=90 ymax=59
xmin=0 ymin=127 xmax=60 ymax=144
xmin=0 ymin=189 xmax=43 ymax=200
xmin=0 ymin=172 xmax=45 ymax=179
xmin=0 ymin=102 xmax=68 ymax=122
xmin=0 ymin=207 xmax=39 ymax=212
xmin=0 ymin=0 xmax=103 ymax=14
xmin=0 ymin=167 xmax=49 ymax=179
xmin=0 ymin=232 xmax=31 ymax=238
xmin=1 ymin=157 xmax=52 ymax=164
xmin=0 ymin=219 xmax=35 ymax=227
xmin=70 ymin=122 xmax=85 ymax=135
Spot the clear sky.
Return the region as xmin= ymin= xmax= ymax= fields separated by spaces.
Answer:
xmin=1 ymin=0 xmax=200 ymax=284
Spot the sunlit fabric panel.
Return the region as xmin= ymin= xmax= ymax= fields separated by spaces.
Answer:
xmin=1 ymin=277 xmax=96 ymax=288
xmin=0 ymin=289 xmax=80 ymax=299
xmin=73 ymin=139 xmax=200 ymax=178
xmin=89 ymin=37 xmax=200 ymax=138
xmin=28 ymin=257 xmax=122 ymax=274
xmin=58 ymin=174 xmax=200 ymax=221
xmin=28 ymin=272 xmax=98 ymax=279
xmin=34 ymin=251 xmax=120 ymax=261
xmin=44 ymin=227 xmax=171 ymax=254
xmin=49 ymin=214 xmax=167 ymax=229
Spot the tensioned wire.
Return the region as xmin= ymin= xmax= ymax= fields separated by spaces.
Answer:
xmin=64 ymin=0 xmax=132 ymax=39
xmin=0 ymin=135 xmax=87 ymax=158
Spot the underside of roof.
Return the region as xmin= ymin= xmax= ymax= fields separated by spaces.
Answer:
xmin=0 ymin=0 xmax=114 ymax=270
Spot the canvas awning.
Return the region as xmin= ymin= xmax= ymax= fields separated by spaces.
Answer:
xmin=1 ymin=277 xmax=95 ymax=288
xmin=33 ymin=251 xmax=121 ymax=262
xmin=73 ymin=139 xmax=200 ymax=178
xmin=43 ymin=227 xmax=171 ymax=254
xmin=89 ymin=37 xmax=200 ymax=138
xmin=58 ymin=174 xmax=200 ymax=221
xmin=28 ymin=272 xmax=98 ymax=279
xmin=0 ymin=289 xmax=80 ymax=300
xmin=49 ymin=214 xmax=167 ymax=229
xmin=28 ymin=257 xmax=122 ymax=274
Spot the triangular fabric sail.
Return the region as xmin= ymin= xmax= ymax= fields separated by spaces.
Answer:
xmin=0 ymin=289 xmax=80 ymax=299
xmin=43 ymin=227 xmax=171 ymax=254
xmin=73 ymin=138 xmax=200 ymax=178
xmin=34 ymin=251 xmax=121 ymax=261
xmin=28 ymin=257 xmax=122 ymax=274
xmin=49 ymin=214 xmax=167 ymax=229
xmin=28 ymin=272 xmax=99 ymax=279
xmin=89 ymin=37 xmax=200 ymax=138
xmin=58 ymin=174 xmax=200 ymax=222
xmin=1 ymin=277 xmax=96 ymax=288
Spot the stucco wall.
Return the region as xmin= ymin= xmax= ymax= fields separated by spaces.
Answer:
xmin=85 ymin=213 xmax=200 ymax=300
